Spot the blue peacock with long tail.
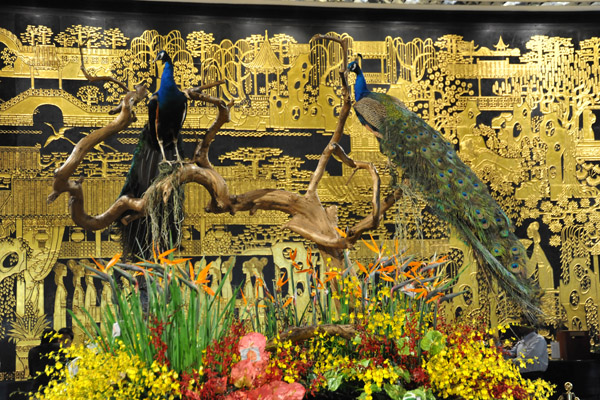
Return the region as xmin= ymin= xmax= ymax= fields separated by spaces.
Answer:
xmin=118 ymin=50 xmax=187 ymax=259
xmin=347 ymin=59 xmax=539 ymax=318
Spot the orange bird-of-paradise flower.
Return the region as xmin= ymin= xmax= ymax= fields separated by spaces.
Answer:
xmin=294 ymin=263 xmax=313 ymax=274
xmin=283 ymin=297 xmax=293 ymax=308
xmin=404 ymin=285 xmax=428 ymax=300
xmin=362 ymin=234 xmax=381 ymax=255
xmin=380 ymin=272 xmax=395 ymax=283
xmin=276 ymin=274 xmax=289 ymax=289
xmin=151 ymin=243 xmax=161 ymax=264
xmin=379 ymin=264 xmax=395 ymax=274
xmin=402 ymin=261 xmax=423 ymax=279
xmin=255 ymin=277 xmax=265 ymax=298
xmin=398 ymin=256 xmax=449 ymax=303
xmin=163 ymin=257 xmax=192 ymax=266
xmin=289 ymin=248 xmax=297 ymax=262
xmin=426 ymin=292 xmax=444 ymax=304
xmin=203 ymin=286 xmax=216 ymax=296
xmin=315 ymin=276 xmax=326 ymax=290
xmin=356 ymin=261 xmax=369 ymax=276
xmin=306 ymin=247 xmax=314 ymax=268
xmin=323 ymin=270 xmax=339 ymax=283
xmin=188 ymin=261 xmax=214 ymax=296
xmin=335 ymin=227 xmax=347 ymax=238
xmin=92 ymin=252 xmax=122 ymax=274
xmin=158 ymin=247 xmax=177 ymax=263
xmin=256 ymin=277 xmax=275 ymax=301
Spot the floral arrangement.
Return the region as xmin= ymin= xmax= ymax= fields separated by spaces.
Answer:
xmin=32 ymin=240 xmax=555 ymax=400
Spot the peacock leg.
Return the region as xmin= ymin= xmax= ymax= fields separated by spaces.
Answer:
xmin=158 ymin=141 xmax=170 ymax=165
xmin=173 ymin=138 xmax=182 ymax=163
xmin=155 ymin=109 xmax=171 ymax=165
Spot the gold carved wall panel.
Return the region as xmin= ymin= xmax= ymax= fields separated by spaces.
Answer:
xmin=0 ymin=3 xmax=599 ymax=380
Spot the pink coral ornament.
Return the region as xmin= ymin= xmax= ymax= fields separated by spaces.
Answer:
xmin=231 ymin=359 xmax=258 ymax=389
xmin=238 ymin=332 xmax=269 ymax=362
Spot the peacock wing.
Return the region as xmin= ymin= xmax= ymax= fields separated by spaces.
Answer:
xmin=354 ymin=96 xmax=387 ymax=134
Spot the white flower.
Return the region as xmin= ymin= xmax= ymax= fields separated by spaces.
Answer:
xmin=401 ymin=283 xmax=417 ymax=298
xmin=112 ymin=322 xmax=121 ymax=338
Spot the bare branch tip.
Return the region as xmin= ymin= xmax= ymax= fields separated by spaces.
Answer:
xmin=47 ymin=193 xmax=58 ymax=205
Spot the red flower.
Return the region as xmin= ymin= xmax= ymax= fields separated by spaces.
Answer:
xmin=206 ymin=376 xmax=228 ymax=394
xmin=411 ymin=366 xmax=430 ymax=387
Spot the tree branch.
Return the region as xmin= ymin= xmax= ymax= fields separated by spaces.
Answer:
xmin=346 ymin=188 xmax=402 ymax=245
xmin=182 ymin=82 xmax=232 ymax=168
xmin=306 ymin=35 xmax=350 ymax=196
xmin=47 ymin=45 xmax=147 ymax=230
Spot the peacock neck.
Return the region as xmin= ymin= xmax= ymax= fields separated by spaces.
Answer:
xmin=158 ymin=61 xmax=177 ymax=93
xmin=354 ymin=71 xmax=369 ymax=101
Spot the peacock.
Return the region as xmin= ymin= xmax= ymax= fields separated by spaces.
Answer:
xmin=117 ymin=50 xmax=187 ymax=259
xmin=347 ymin=59 xmax=539 ymax=318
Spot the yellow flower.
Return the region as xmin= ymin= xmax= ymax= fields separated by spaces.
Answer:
xmin=426 ymin=331 xmax=554 ymax=400
xmin=37 ymin=344 xmax=181 ymax=400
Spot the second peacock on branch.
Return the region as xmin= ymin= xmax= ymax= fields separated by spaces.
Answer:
xmin=347 ymin=58 xmax=540 ymax=319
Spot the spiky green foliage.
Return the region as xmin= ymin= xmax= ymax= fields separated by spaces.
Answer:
xmin=70 ymin=254 xmax=237 ymax=373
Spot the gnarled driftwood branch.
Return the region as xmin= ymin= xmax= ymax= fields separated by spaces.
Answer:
xmin=50 ymin=36 xmax=402 ymax=268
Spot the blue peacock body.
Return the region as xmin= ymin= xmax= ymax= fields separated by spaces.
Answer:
xmin=348 ymin=60 xmax=538 ymax=317
xmin=118 ymin=50 xmax=187 ymax=259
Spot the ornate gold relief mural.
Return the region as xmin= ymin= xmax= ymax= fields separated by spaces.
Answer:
xmin=1 ymin=5 xmax=600 ymax=380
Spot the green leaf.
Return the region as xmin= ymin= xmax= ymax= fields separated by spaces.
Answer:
xmin=384 ymin=383 xmax=407 ymax=400
xmin=402 ymin=387 xmax=436 ymax=400
xmin=420 ymin=330 xmax=445 ymax=356
xmin=325 ymin=371 xmax=344 ymax=392
xmin=394 ymin=366 xmax=410 ymax=382
xmin=357 ymin=359 xmax=371 ymax=368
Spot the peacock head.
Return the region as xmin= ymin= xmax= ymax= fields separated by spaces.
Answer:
xmin=347 ymin=54 xmax=363 ymax=74
xmin=154 ymin=50 xmax=172 ymax=64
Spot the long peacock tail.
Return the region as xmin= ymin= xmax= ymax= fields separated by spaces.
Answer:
xmin=355 ymin=91 xmax=541 ymax=320
xmin=116 ymin=124 xmax=184 ymax=260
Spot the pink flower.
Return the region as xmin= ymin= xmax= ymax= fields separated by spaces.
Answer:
xmin=224 ymin=392 xmax=250 ymax=400
xmin=247 ymin=384 xmax=272 ymax=400
xmin=238 ymin=332 xmax=269 ymax=363
xmin=231 ymin=359 xmax=258 ymax=389
xmin=270 ymin=381 xmax=305 ymax=400
xmin=246 ymin=381 xmax=306 ymax=400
